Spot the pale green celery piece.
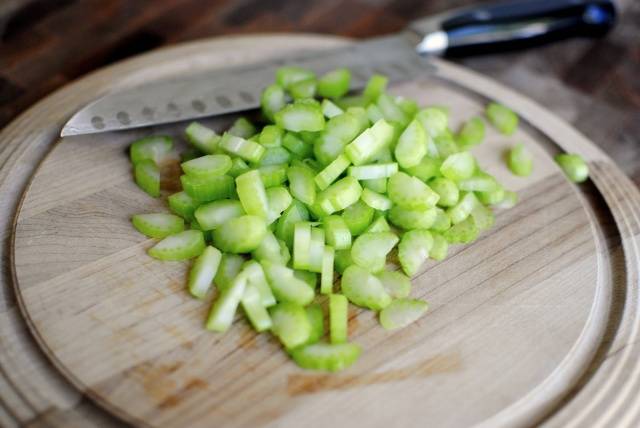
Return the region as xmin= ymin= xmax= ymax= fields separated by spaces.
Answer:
xmin=345 ymin=119 xmax=394 ymax=166
xmin=334 ymin=249 xmax=353 ymax=275
xmin=206 ymin=273 xmax=247 ymax=332
xmin=346 ymin=106 xmax=370 ymax=133
xmin=351 ymin=232 xmax=399 ymax=273
xmin=214 ymin=253 xmax=246 ymax=292
xmin=294 ymin=270 xmax=318 ymax=290
xmin=270 ymin=302 xmax=312 ymax=349
xmin=248 ymin=134 xmax=260 ymax=143
xmin=317 ymin=68 xmax=351 ymax=99
xmin=255 ymin=147 xmax=291 ymax=167
xmin=321 ymin=245 xmax=335 ymax=294
xmin=457 ymin=171 xmax=500 ymax=192
xmin=313 ymin=112 xmax=361 ymax=165
xmin=278 ymin=239 xmax=292 ymax=265
xmin=293 ymin=222 xmax=312 ymax=270
xmin=377 ymin=270 xmax=411 ymax=299
xmin=447 ymin=192 xmax=479 ymax=224
xmin=242 ymin=260 xmax=276 ymax=307
xmin=194 ymin=199 xmax=245 ymax=231
xmin=555 ymin=153 xmax=589 ymax=183
xmin=235 ymin=169 xmax=269 ymax=218
xmin=130 ymin=135 xmax=173 ymax=164
xmin=276 ymin=200 xmax=310 ymax=249
xmin=228 ymin=117 xmax=257 ymax=139
xmin=477 ymin=185 xmax=505 ymax=206
xmin=495 ymin=190 xmax=518 ymax=209
xmin=430 ymin=233 xmax=449 ymax=260
xmin=266 ymin=186 xmax=293 ymax=224
xmin=228 ymin=157 xmax=251 ymax=178
xmin=321 ymin=99 xmax=344 ymax=118
xmin=341 ymin=265 xmax=391 ymax=310
xmin=289 ymin=78 xmax=317 ymax=100
xmin=362 ymin=177 xmax=387 ymax=194
xmin=429 ymin=177 xmax=460 ymax=208
xmin=259 ymin=164 xmax=288 ymax=188
xmin=336 ymin=95 xmax=367 ymax=109
xmin=188 ymin=246 xmax=222 ymax=299
xmin=361 ymin=188 xmax=393 ymax=211
xmin=431 ymin=207 xmax=452 ymax=232
xmin=148 ymin=230 xmax=205 ymax=261
xmin=367 ymin=103 xmax=385 ymax=123
xmin=220 ymin=133 xmax=265 ymax=163
xmin=323 ymin=215 xmax=352 ymax=250
xmin=440 ymin=152 xmax=476 ymax=181
xmin=317 ymin=176 xmax=362 ymax=215
xmin=241 ymin=283 xmax=272 ymax=332
xmin=404 ymin=157 xmax=442 ymax=182
xmin=315 ymin=154 xmax=351 ymax=190
xmin=283 ymin=132 xmax=313 ymax=158
xmin=379 ymin=298 xmax=428 ymax=330
xmin=416 ymin=107 xmax=448 ymax=138
xmin=457 ymin=116 xmax=485 ymax=148
xmin=364 ymin=215 xmax=391 ymax=233
xmin=388 ymin=206 xmax=437 ymax=230
xmin=395 ymin=119 xmax=427 ymax=168
xmin=443 ymin=216 xmax=479 ymax=244
xmin=259 ymin=125 xmax=283 ymax=148
xmin=132 ymin=213 xmax=184 ymax=238
xmin=387 ymin=172 xmax=440 ymax=210
xmin=276 ymin=66 xmax=316 ymax=89
xmin=434 ymin=133 xmax=459 ymax=159
xmin=275 ymin=102 xmax=325 ymax=132
xmin=342 ymin=199 xmax=375 ymax=236
xmin=329 ymin=294 xmax=348 ymax=344
xmin=185 ymin=123 xmax=220 ymax=154
xmin=261 ymin=261 xmax=315 ymax=305
xmin=261 ymin=84 xmax=286 ymax=121
xmin=471 ymin=202 xmax=495 ymax=231
xmin=306 ymin=304 xmax=325 ymax=344
xmin=307 ymin=200 xmax=331 ymax=221
xmin=288 ymin=165 xmax=317 ymax=205
xmin=486 ymin=102 xmax=519 ymax=135
xmin=252 ymin=230 xmax=287 ymax=265
xmin=212 ymin=215 xmax=267 ymax=253
xmin=181 ymin=174 xmax=235 ymax=202
xmin=181 ymin=154 xmax=232 ymax=179
xmin=291 ymin=342 xmax=361 ymax=372
xmin=398 ymin=230 xmax=433 ymax=276
xmin=307 ymin=227 xmax=326 ymax=273
xmin=347 ymin=162 xmax=398 ymax=180
xmin=507 ymin=143 xmax=533 ymax=177
xmin=134 ymin=160 xmax=160 ymax=197
xmin=396 ymin=96 xmax=419 ymax=116
xmin=363 ymin=74 xmax=388 ymax=101
xmin=376 ymin=93 xmax=409 ymax=126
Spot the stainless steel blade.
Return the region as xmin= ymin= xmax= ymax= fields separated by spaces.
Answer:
xmin=61 ymin=34 xmax=434 ymax=137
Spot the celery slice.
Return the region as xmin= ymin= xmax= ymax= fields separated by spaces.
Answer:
xmin=398 ymin=230 xmax=433 ymax=276
xmin=477 ymin=185 xmax=505 ymax=206
xmin=361 ymin=188 xmax=393 ymax=211
xmin=188 ymin=246 xmax=222 ymax=299
xmin=458 ymin=171 xmax=500 ymax=192
xmin=379 ymin=298 xmax=428 ymax=330
xmin=495 ymin=190 xmax=519 ymax=209
xmin=321 ymin=245 xmax=335 ymax=294
xmin=507 ymin=143 xmax=533 ymax=177
xmin=275 ymin=101 xmax=325 ymax=132
xmin=315 ymin=154 xmax=351 ymax=190
xmin=431 ymin=207 xmax=452 ymax=232
xmin=364 ymin=215 xmax=391 ymax=233
xmin=323 ymin=215 xmax=352 ymax=250
xmin=341 ymin=199 xmax=374 ymax=236
xmin=288 ymin=165 xmax=317 ymax=205
xmin=443 ymin=216 xmax=479 ymax=244
xmin=261 ymin=84 xmax=286 ymax=121
xmin=130 ymin=136 xmax=173 ymax=165
xmin=416 ymin=107 xmax=448 ymax=138
xmin=148 ymin=230 xmax=205 ymax=261
xmin=266 ymin=186 xmax=293 ymax=224
xmin=376 ymin=93 xmax=409 ymax=125
xmin=283 ymin=132 xmax=313 ymax=158
xmin=294 ymin=270 xmax=318 ymax=290
xmin=346 ymin=107 xmax=370 ymax=133
xmin=228 ymin=157 xmax=251 ymax=178
xmin=228 ymin=117 xmax=256 ymax=139
xmin=388 ymin=172 xmax=440 ymax=209
xmin=276 ymin=66 xmax=316 ymax=89
xmin=348 ymin=162 xmax=398 ymax=180
xmin=181 ymin=154 xmax=231 ymax=179
xmin=440 ymin=152 xmax=476 ymax=181
xmin=430 ymin=233 xmax=449 ymax=260
xmin=291 ymin=342 xmax=361 ymax=372
xmin=214 ymin=253 xmax=245 ymax=292
xmin=306 ymin=304 xmax=325 ymax=344
xmin=429 ymin=177 xmax=460 ymax=208
xmin=447 ymin=192 xmax=479 ymax=224
xmin=317 ymin=68 xmax=351 ymax=99
xmin=134 ymin=160 xmax=160 ymax=197
xmin=241 ymin=283 xmax=272 ymax=332
xmin=377 ymin=270 xmax=411 ymax=299
xmin=555 ymin=153 xmax=589 ymax=183
xmin=252 ymin=230 xmax=286 ymax=264
xmin=317 ymin=176 xmax=362 ymax=215
xmin=366 ymin=103 xmax=384 ymax=123
xmin=168 ymin=191 xmax=199 ymax=222
xmin=262 ymin=261 xmax=315 ymax=306
xmin=308 ymin=227 xmax=326 ymax=273
xmin=313 ymin=113 xmax=361 ymax=165
xmin=457 ymin=116 xmax=485 ymax=148
xmin=220 ymin=133 xmax=265 ymax=163
xmin=212 ymin=215 xmax=267 ymax=253
xmin=471 ymin=202 xmax=495 ymax=231
xmin=434 ymin=133 xmax=460 ymax=159
xmin=276 ymin=200 xmax=310 ymax=248
xmin=341 ymin=265 xmax=391 ymax=310
xmin=351 ymin=232 xmax=398 ymax=273
xmin=206 ymin=273 xmax=246 ymax=332
xmin=255 ymin=147 xmax=291 ymax=167
xmin=132 ymin=213 xmax=184 ymax=238
xmin=181 ymin=174 xmax=235 ymax=202
xmin=259 ymin=125 xmax=283 ymax=148
xmin=395 ymin=119 xmax=427 ymax=168
xmin=242 ymin=260 xmax=276 ymax=307
xmin=404 ymin=157 xmax=442 ymax=182
xmin=293 ymin=222 xmax=312 ymax=270
xmin=186 ymin=123 xmax=220 ymax=154
xmin=486 ymin=102 xmax=518 ymax=135
xmin=329 ymin=294 xmax=348 ymax=343
xmin=259 ymin=164 xmax=288 ymax=188
xmin=362 ymin=177 xmax=388 ymax=194
xmin=388 ymin=206 xmax=437 ymax=230
xmin=363 ymin=74 xmax=388 ymax=101
xmin=345 ymin=119 xmax=394 ymax=165
xmin=334 ymin=249 xmax=353 ymax=274
xmin=397 ymin=96 xmax=419 ymax=116
xmin=194 ymin=199 xmax=245 ymax=230
xmin=235 ymin=169 xmax=269 ymax=218
xmin=289 ymin=78 xmax=316 ymax=100
xmin=321 ymin=99 xmax=344 ymax=118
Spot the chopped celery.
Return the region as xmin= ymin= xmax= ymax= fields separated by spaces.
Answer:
xmin=276 ymin=200 xmax=310 ymax=248
xmin=377 ymin=270 xmax=411 ymax=298
xmin=334 ymin=249 xmax=353 ymax=274
xmin=430 ymin=233 xmax=449 ymax=260
xmin=434 ymin=133 xmax=460 ymax=158
xmin=317 ymin=68 xmax=351 ymax=99
xmin=214 ymin=253 xmax=245 ymax=291
xmin=206 ymin=273 xmax=246 ymax=332
xmin=448 ymin=192 xmax=479 ymax=224
xmin=404 ymin=157 xmax=441 ymax=182
xmin=188 ymin=246 xmax=222 ymax=299
xmin=186 ymin=123 xmax=220 ymax=154
xmin=130 ymin=136 xmax=173 ymax=165
xmin=351 ymin=232 xmax=398 ymax=273
xmin=235 ymin=169 xmax=269 ymax=218
xmin=308 ymin=227 xmax=326 ymax=273
xmin=288 ymin=166 xmax=317 ymax=205
xmin=228 ymin=117 xmax=256 ymax=139
xmin=471 ymin=202 xmax=495 ymax=231
xmin=289 ymin=78 xmax=316 ymax=100
xmin=348 ymin=162 xmax=398 ymax=180
xmin=220 ymin=133 xmax=265 ymax=163
xmin=440 ymin=152 xmax=476 ymax=181
xmin=182 ymin=154 xmax=232 ymax=179
xmin=293 ymin=222 xmax=312 ymax=270
xmin=212 ymin=215 xmax=267 ymax=253
xmin=266 ymin=186 xmax=293 ymax=224
xmin=395 ymin=119 xmax=427 ymax=168
xmin=313 ymin=113 xmax=360 ymax=165
xmin=457 ymin=116 xmax=485 ymax=148
xmin=317 ymin=176 xmax=362 ymax=215
xmin=261 ymin=83 xmax=286 ymax=120
xmin=555 ymin=153 xmax=589 ymax=183
xmin=270 ymin=302 xmax=312 ymax=349
xmin=508 ymin=143 xmax=533 ymax=177
xmin=132 ymin=213 xmax=184 ymax=238
xmin=397 ymin=96 xmax=419 ymax=116
xmin=363 ymin=74 xmax=388 ymax=101
xmin=486 ymin=102 xmax=518 ymax=135
xmin=366 ymin=104 xmax=384 ymax=124
xmin=457 ymin=171 xmax=500 ymax=192
xmin=341 ymin=199 xmax=374 ymax=236
xmin=241 ymin=283 xmax=272 ymax=332
xmin=364 ymin=215 xmax=391 ymax=233
xmin=181 ymin=174 xmax=235 ymax=202
xmin=323 ymin=215 xmax=352 ymax=250
xmin=388 ymin=206 xmax=437 ymax=230
xmin=306 ymin=304 xmax=325 ymax=344
xmin=256 ymin=147 xmax=291 ymax=167
xmin=362 ymin=177 xmax=388 ymax=194
xmin=398 ymin=230 xmax=433 ymax=276
xmin=283 ymin=132 xmax=313 ymax=158
xmin=134 ymin=160 xmax=160 ymax=197
xmin=361 ymin=188 xmax=393 ymax=211
xmin=259 ymin=125 xmax=283 ymax=148
xmin=228 ymin=157 xmax=251 ymax=178
xmin=276 ymin=66 xmax=316 ymax=89
xmin=431 ymin=207 xmax=452 ymax=232
xmin=346 ymin=106 xmax=370 ymax=132
xmin=379 ymin=298 xmax=428 ymax=330
xmin=148 ymin=230 xmax=205 ymax=261
xmin=341 ymin=265 xmax=391 ymax=310
xmin=321 ymin=99 xmax=344 ymax=118
xmin=477 ymin=185 xmax=505 ymax=206
xmin=443 ymin=216 xmax=479 ymax=244
xmin=429 ymin=177 xmax=459 ymax=208
xmin=416 ymin=107 xmax=448 ymax=138
xmin=252 ymin=230 xmax=287 ymax=264
xmin=315 ymin=154 xmax=351 ymax=190
xmin=259 ymin=164 xmax=289 ymax=188
xmin=376 ymin=93 xmax=409 ymax=125
xmin=294 ymin=270 xmax=318 ymax=290
xmin=275 ymin=101 xmax=325 ymax=132
xmin=321 ymin=245 xmax=335 ymax=294
xmin=495 ymin=190 xmax=519 ymax=209
xmin=243 ymin=260 xmax=276 ymax=307
xmin=291 ymin=342 xmax=361 ymax=372
xmin=329 ymin=294 xmax=348 ymax=343
xmin=262 ymin=261 xmax=315 ymax=306
xmin=194 ymin=199 xmax=245 ymax=230
xmin=345 ymin=119 xmax=394 ymax=165
xmin=388 ymin=172 xmax=440 ymax=209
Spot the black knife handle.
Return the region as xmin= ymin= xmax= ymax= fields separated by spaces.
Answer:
xmin=410 ymin=0 xmax=616 ymax=57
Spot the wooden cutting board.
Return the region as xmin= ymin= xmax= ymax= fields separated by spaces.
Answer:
xmin=2 ymin=34 xmax=640 ymax=428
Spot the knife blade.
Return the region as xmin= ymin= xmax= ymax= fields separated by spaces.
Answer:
xmin=61 ymin=0 xmax=615 ymax=137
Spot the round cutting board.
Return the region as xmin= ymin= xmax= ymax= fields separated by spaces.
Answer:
xmin=4 ymin=35 xmax=640 ymax=428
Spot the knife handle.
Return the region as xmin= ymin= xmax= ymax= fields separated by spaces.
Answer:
xmin=410 ymin=0 xmax=616 ymax=57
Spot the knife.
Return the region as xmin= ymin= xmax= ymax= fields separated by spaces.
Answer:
xmin=61 ymin=0 xmax=615 ymax=137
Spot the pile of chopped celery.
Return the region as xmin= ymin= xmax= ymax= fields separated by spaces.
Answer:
xmin=129 ymin=67 xmax=589 ymax=372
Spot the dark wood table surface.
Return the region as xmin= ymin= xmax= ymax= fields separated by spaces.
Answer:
xmin=1 ymin=0 xmax=639 ymax=183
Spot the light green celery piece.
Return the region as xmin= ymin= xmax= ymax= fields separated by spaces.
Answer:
xmin=259 ymin=164 xmax=288 ymax=188
xmin=220 ymin=133 xmax=265 ymax=163
xmin=376 ymin=93 xmax=409 ymax=125
xmin=362 ymin=177 xmax=387 ymax=194
xmin=242 ymin=260 xmax=276 ymax=307
xmin=395 ymin=119 xmax=427 ymax=168
xmin=255 ymin=147 xmax=290 ymax=167
xmin=388 ymin=206 xmax=437 ymax=230
xmin=495 ymin=190 xmax=518 ymax=209
xmin=351 ymin=232 xmax=399 ymax=273
xmin=252 ymin=230 xmax=287 ymax=265
xmin=181 ymin=154 xmax=232 ymax=179
xmin=345 ymin=119 xmax=394 ymax=166
xmin=486 ymin=102 xmax=519 ymax=135
xmin=214 ymin=253 xmax=245 ymax=292
xmin=342 ymin=199 xmax=374 ymax=236
xmin=228 ymin=157 xmax=251 ymax=178
xmin=261 ymin=83 xmax=286 ymax=121
xmin=165 ymin=193 xmax=196 ymax=219
xmin=341 ymin=265 xmax=391 ymax=310
xmin=283 ymin=132 xmax=313 ymax=158
xmin=329 ymin=294 xmax=348 ymax=344
xmin=323 ymin=215 xmax=352 ymax=250
xmin=440 ymin=152 xmax=476 ymax=181
xmin=398 ymin=230 xmax=433 ymax=276
xmin=361 ymin=188 xmax=393 ymax=211
xmin=276 ymin=200 xmax=310 ymax=249
xmin=241 ymin=283 xmax=272 ymax=332
xmin=289 ymin=78 xmax=316 ymax=100
xmin=294 ymin=270 xmax=318 ymax=290
xmin=188 ymin=246 xmax=222 ymax=299
xmin=130 ymin=136 xmax=173 ymax=164
xmin=447 ymin=192 xmax=479 ymax=224
xmin=212 ymin=215 xmax=267 ymax=253
xmin=228 ymin=117 xmax=256 ymax=139
xmin=275 ymin=102 xmax=325 ymax=132
xmin=288 ymin=166 xmax=316 ymax=205
xmin=429 ymin=177 xmax=460 ymax=208
xmin=404 ymin=157 xmax=442 ymax=182
xmin=346 ymin=107 xmax=370 ymax=132
xmin=348 ymin=162 xmax=398 ymax=180
xmin=181 ymin=174 xmax=235 ymax=202
xmin=334 ymin=249 xmax=353 ymax=274
xmin=416 ymin=107 xmax=448 ymax=138
xmin=321 ymin=99 xmax=344 ymax=118
xmin=134 ymin=160 xmax=160 ymax=197
xmin=364 ymin=215 xmax=391 ymax=233
xmin=306 ymin=304 xmax=325 ymax=344
xmin=308 ymin=227 xmax=326 ymax=273
xmin=388 ymin=172 xmax=440 ymax=209
xmin=471 ymin=202 xmax=495 ymax=231
xmin=313 ymin=113 xmax=361 ymax=165
xmin=194 ymin=199 xmax=245 ymax=230
xmin=185 ymin=123 xmax=220 ymax=154
xmin=457 ymin=171 xmax=500 ymax=192
xmin=457 ymin=116 xmax=485 ymax=148
xmin=293 ymin=222 xmax=312 ymax=270
xmin=291 ymin=342 xmax=361 ymax=372
xmin=555 ymin=153 xmax=589 ymax=183
xmin=430 ymin=233 xmax=449 ymax=260
xmin=206 ymin=273 xmax=247 ymax=332
xmin=270 ymin=302 xmax=312 ymax=349
xmin=507 ymin=143 xmax=533 ymax=177
xmin=259 ymin=124 xmax=283 ymax=148
xmin=317 ymin=176 xmax=363 ymax=215
xmin=317 ymin=68 xmax=351 ymax=98
xmin=321 ymin=245 xmax=335 ymax=294
xmin=266 ymin=186 xmax=293 ymax=224
xmin=262 ymin=261 xmax=315 ymax=306
xmin=276 ymin=66 xmax=315 ymax=88
xmin=379 ymin=298 xmax=428 ymax=330
xmin=443 ymin=216 xmax=479 ymax=244
xmin=235 ymin=169 xmax=269 ymax=218
xmin=307 ymin=200 xmax=330 ymax=221
xmin=279 ymin=239 xmax=292 ymax=265
xmin=431 ymin=207 xmax=452 ymax=232
xmin=315 ymin=154 xmax=351 ymax=190
xmin=148 ymin=230 xmax=205 ymax=261
xmin=363 ymin=74 xmax=388 ymax=101
xmin=397 ymin=97 xmax=419 ymax=116
xmin=434 ymin=133 xmax=460 ymax=159
xmin=377 ymin=270 xmax=411 ymax=299
xmin=477 ymin=185 xmax=505 ymax=206
xmin=132 ymin=213 xmax=184 ymax=238
xmin=366 ymin=103 xmax=385 ymax=123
